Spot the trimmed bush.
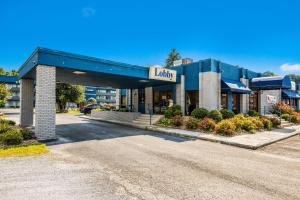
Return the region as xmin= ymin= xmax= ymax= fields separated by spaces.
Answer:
xmin=1 ymin=129 xmax=23 ymax=146
xmin=281 ymin=114 xmax=290 ymax=121
xmin=248 ymin=110 xmax=259 ymax=117
xmin=172 ymin=115 xmax=183 ymax=127
xmin=191 ymin=108 xmax=208 ymax=119
xmin=164 ymin=109 xmax=173 ymax=118
xmin=241 ymin=119 xmax=257 ymax=132
xmin=220 ymin=109 xmax=235 ymax=119
xmin=197 ymin=117 xmax=216 ymax=132
xmin=185 ymin=118 xmax=198 ymax=129
xmin=208 ymin=110 xmax=223 ymax=122
xmin=272 ymin=102 xmax=293 ymax=115
xmin=250 ymin=117 xmax=264 ymax=130
xmin=20 ymin=129 xmax=35 ymax=140
xmin=215 ymin=120 xmax=236 ymax=136
xmin=158 ymin=118 xmax=173 ymax=127
xmin=290 ymin=115 xmax=298 ymax=123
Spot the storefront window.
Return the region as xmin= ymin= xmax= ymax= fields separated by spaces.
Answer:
xmin=221 ymin=93 xmax=227 ymax=109
xmin=186 ymin=91 xmax=199 ymax=115
xmin=249 ymin=92 xmax=258 ymax=111
xmin=153 ymin=90 xmax=173 ymax=114
xmin=232 ymin=94 xmax=240 ymax=113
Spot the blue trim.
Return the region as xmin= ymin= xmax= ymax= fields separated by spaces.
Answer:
xmin=0 ymin=75 xmax=19 ymax=83
xmin=250 ymin=75 xmax=292 ymax=90
xmin=221 ymin=78 xmax=251 ymax=94
xmin=282 ymin=90 xmax=300 ymax=99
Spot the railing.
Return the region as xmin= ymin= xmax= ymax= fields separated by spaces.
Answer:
xmin=148 ymin=104 xmax=153 ymax=125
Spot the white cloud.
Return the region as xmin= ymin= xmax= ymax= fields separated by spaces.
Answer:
xmin=82 ymin=6 xmax=96 ymax=18
xmin=280 ymin=63 xmax=300 ymax=72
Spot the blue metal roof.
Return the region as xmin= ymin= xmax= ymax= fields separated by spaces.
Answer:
xmin=221 ymin=78 xmax=251 ymax=94
xmin=0 ymin=75 xmax=19 ymax=83
xmin=250 ymin=75 xmax=292 ymax=90
xmin=282 ymin=90 xmax=300 ymax=99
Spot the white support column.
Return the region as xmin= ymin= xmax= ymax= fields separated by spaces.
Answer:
xmin=115 ymin=89 xmax=121 ymax=109
xmin=240 ymin=78 xmax=249 ymax=113
xmin=176 ymin=75 xmax=185 ymax=115
xmin=126 ymin=89 xmax=131 ymax=110
xmin=20 ymin=79 xmax=34 ymax=127
xmin=145 ymin=87 xmax=153 ymax=114
xmin=35 ymin=65 xmax=56 ymax=140
xmin=199 ymin=72 xmax=221 ymax=110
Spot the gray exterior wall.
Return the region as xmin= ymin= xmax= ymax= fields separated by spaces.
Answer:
xmin=258 ymin=89 xmax=281 ymax=114
xmin=145 ymin=87 xmax=153 ymax=113
xmin=20 ymin=79 xmax=34 ymax=127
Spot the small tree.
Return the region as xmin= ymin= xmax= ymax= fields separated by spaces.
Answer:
xmin=87 ymin=97 xmax=97 ymax=104
xmin=262 ymin=71 xmax=276 ymax=77
xmin=0 ymin=84 xmax=9 ymax=107
xmin=56 ymin=83 xmax=84 ymax=112
xmin=165 ymin=48 xmax=181 ymax=67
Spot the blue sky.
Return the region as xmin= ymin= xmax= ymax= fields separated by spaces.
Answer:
xmin=1 ymin=0 xmax=300 ymax=74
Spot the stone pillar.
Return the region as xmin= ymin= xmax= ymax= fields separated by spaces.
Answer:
xmin=145 ymin=87 xmax=153 ymax=114
xmin=35 ymin=65 xmax=56 ymax=140
xmin=240 ymin=78 xmax=249 ymax=113
xmin=20 ymin=79 xmax=34 ymax=127
xmin=115 ymin=89 xmax=121 ymax=109
xmin=176 ymin=75 xmax=185 ymax=115
xmin=126 ymin=89 xmax=132 ymax=110
xmin=132 ymin=89 xmax=139 ymax=112
xmin=199 ymin=72 xmax=221 ymax=111
xmin=227 ymin=92 xmax=233 ymax=111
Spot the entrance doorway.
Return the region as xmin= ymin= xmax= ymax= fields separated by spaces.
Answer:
xmin=138 ymin=89 xmax=145 ymax=113
xmin=186 ymin=91 xmax=199 ymax=115
xmin=153 ymin=90 xmax=173 ymax=114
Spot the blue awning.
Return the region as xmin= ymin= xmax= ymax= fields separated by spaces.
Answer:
xmin=221 ymin=78 xmax=251 ymax=94
xmin=250 ymin=75 xmax=292 ymax=90
xmin=282 ymin=90 xmax=300 ymax=99
xmin=0 ymin=75 xmax=18 ymax=83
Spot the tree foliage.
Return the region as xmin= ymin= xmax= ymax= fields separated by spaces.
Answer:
xmin=56 ymin=83 xmax=84 ymax=112
xmin=0 ymin=67 xmax=19 ymax=76
xmin=87 ymin=97 xmax=97 ymax=104
xmin=0 ymin=84 xmax=10 ymax=107
xmin=262 ymin=71 xmax=276 ymax=77
xmin=288 ymin=74 xmax=300 ymax=83
xmin=165 ymin=48 xmax=181 ymax=67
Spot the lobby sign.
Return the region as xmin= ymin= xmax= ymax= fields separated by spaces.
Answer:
xmin=149 ymin=67 xmax=177 ymax=82
xmin=267 ymin=95 xmax=277 ymax=104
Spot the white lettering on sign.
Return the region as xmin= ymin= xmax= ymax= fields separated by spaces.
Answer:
xmin=149 ymin=67 xmax=177 ymax=82
xmin=267 ymin=95 xmax=277 ymax=104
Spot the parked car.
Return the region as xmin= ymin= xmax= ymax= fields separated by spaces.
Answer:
xmin=81 ymin=104 xmax=99 ymax=115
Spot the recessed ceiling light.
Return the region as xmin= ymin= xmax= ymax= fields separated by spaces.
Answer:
xmin=73 ymin=71 xmax=86 ymax=75
xmin=139 ymin=80 xmax=149 ymax=82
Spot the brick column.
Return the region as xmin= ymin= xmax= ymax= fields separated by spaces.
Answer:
xmin=35 ymin=65 xmax=56 ymax=140
xmin=115 ymin=89 xmax=120 ymax=109
xmin=132 ymin=89 xmax=139 ymax=112
xmin=20 ymin=79 xmax=34 ymax=127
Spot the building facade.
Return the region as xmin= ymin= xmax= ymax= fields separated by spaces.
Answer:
xmin=84 ymin=86 xmax=116 ymax=105
xmin=0 ymin=75 xmax=20 ymax=108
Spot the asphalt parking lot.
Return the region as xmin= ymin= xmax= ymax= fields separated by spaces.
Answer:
xmin=0 ymin=112 xmax=300 ymax=200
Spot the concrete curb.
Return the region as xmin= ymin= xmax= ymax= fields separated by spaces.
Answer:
xmin=82 ymin=116 xmax=300 ymax=150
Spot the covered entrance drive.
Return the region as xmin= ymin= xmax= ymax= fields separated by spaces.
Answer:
xmin=19 ymin=47 xmax=179 ymax=140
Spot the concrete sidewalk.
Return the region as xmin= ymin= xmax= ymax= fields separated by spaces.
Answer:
xmin=85 ymin=116 xmax=300 ymax=150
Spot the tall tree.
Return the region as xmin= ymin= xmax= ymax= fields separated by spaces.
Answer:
xmin=6 ymin=69 xmax=19 ymax=76
xmin=288 ymin=74 xmax=300 ymax=83
xmin=262 ymin=71 xmax=276 ymax=77
xmin=165 ymin=48 xmax=181 ymax=67
xmin=56 ymin=83 xmax=84 ymax=112
xmin=0 ymin=84 xmax=10 ymax=107
xmin=0 ymin=67 xmax=5 ymax=75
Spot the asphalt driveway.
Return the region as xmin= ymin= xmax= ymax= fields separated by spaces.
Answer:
xmin=0 ymin=112 xmax=300 ymax=200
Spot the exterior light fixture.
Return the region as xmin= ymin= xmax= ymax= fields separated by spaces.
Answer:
xmin=73 ymin=71 xmax=86 ymax=75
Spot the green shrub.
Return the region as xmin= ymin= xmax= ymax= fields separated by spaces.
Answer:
xmin=208 ymin=110 xmax=223 ymax=122
xmin=1 ymin=129 xmax=23 ymax=145
xmin=164 ymin=105 xmax=182 ymax=118
xmin=220 ymin=109 xmax=235 ymax=119
xmin=281 ymin=114 xmax=290 ymax=121
xmin=0 ymin=119 xmax=16 ymax=126
xmin=191 ymin=108 xmax=208 ymax=119
xmin=215 ymin=120 xmax=236 ymax=136
xmin=269 ymin=117 xmax=281 ymax=128
xmin=172 ymin=115 xmax=183 ymax=127
xmin=158 ymin=118 xmax=173 ymax=127
xmin=197 ymin=117 xmax=216 ymax=132
xmin=185 ymin=118 xmax=198 ymax=129
xmin=250 ymin=117 xmax=264 ymax=130
xmin=242 ymin=118 xmax=257 ymax=132
xmin=20 ymin=129 xmax=35 ymax=140
xmin=260 ymin=117 xmax=273 ymax=131
xmin=0 ymin=122 xmax=12 ymax=134
xmin=248 ymin=110 xmax=259 ymax=117
xmin=291 ymin=115 xmax=298 ymax=123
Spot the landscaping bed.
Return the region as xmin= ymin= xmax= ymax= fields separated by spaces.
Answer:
xmin=0 ymin=117 xmax=48 ymax=157
xmin=157 ymin=102 xmax=300 ymax=137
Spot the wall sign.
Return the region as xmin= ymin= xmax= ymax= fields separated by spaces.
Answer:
xmin=149 ymin=67 xmax=177 ymax=82
xmin=267 ymin=95 xmax=277 ymax=104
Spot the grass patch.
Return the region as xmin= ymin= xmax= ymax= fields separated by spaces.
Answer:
xmin=67 ymin=110 xmax=80 ymax=114
xmin=0 ymin=144 xmax=49 ymax=157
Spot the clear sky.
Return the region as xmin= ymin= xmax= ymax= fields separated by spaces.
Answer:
xmin=1 ymin=0 xmax=300 ymax=75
